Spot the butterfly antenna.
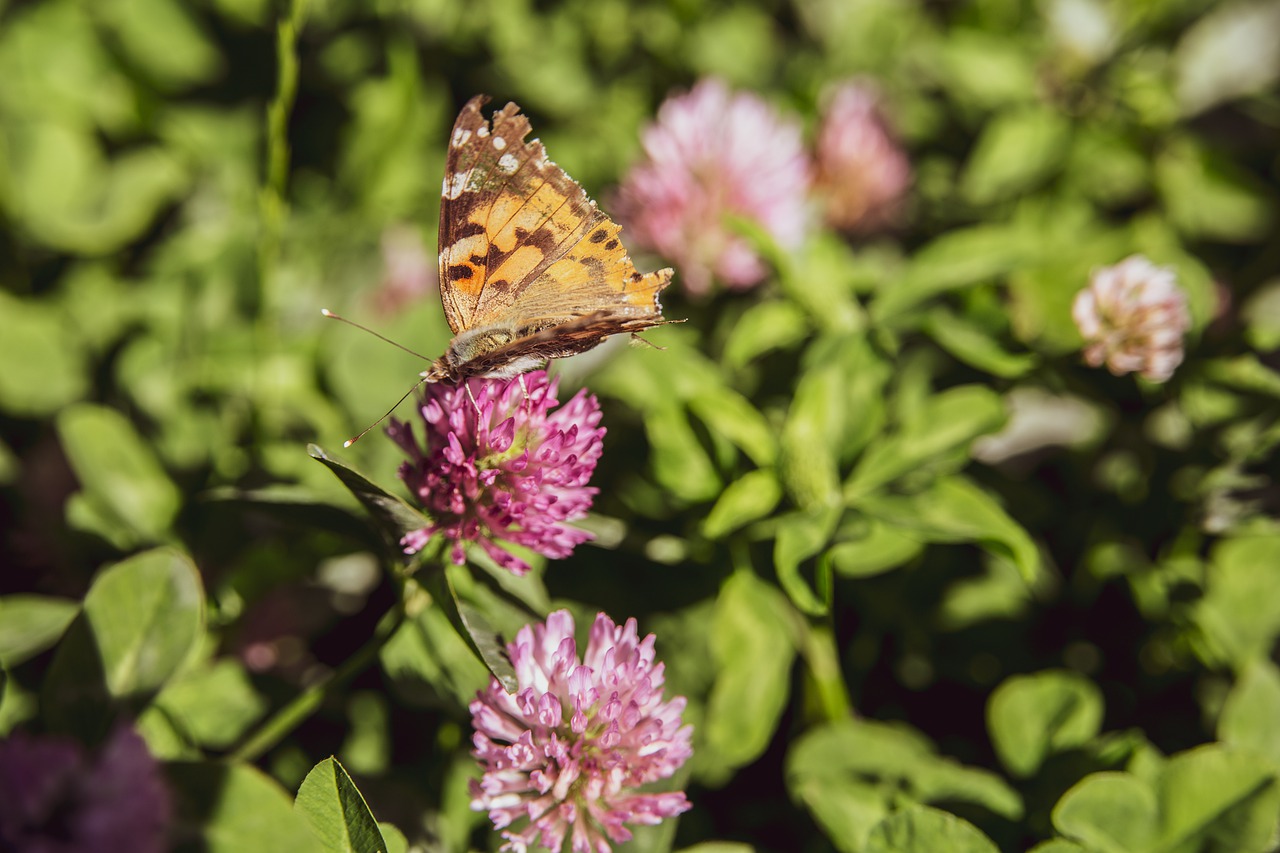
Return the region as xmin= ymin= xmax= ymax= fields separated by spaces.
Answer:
xmin=321 ymin=308 xmax=432 ymax=361
xmin=343 ymin=376 xmax=428 ymax=447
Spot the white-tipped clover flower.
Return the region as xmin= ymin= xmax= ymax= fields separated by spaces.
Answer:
xmin=470 ymin=610 xmax=693 ymax=852
xmin=1072 ymin=255 xmax=1191 ymax=383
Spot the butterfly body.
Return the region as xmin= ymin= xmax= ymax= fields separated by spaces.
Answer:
xmin=427 ymin=95 xmax=675 ymax=383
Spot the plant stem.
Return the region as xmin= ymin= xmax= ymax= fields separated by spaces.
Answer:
xmin=258 ymin=0 xmax=308 ymax=328
xmin=229 ymin=597 xmax=406 ymax=764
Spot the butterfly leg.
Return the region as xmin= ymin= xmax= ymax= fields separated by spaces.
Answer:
xmin=464 ymin=381 xmax=484 ymax=417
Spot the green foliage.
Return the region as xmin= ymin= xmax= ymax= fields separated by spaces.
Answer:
xmin=2 ymin=0 xmax=1279 ymax=850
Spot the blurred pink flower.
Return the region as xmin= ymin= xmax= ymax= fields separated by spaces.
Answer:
xmin=373 ymin=225 xmax=438 ymax=316
xmin=614 ymin=79 xmax=812 ymax=296
xmin=387 ymin=371 xmax=604 ymax=575
xmin=1072 ymin=255 xmax=1191 ymax=383
xmin=470 ymin=610 xmax=693 ymax=853
xmin=813 ymin=81 xmax=911 ymax=233
xmin=0 ymin=725 xmax=172 ymax=853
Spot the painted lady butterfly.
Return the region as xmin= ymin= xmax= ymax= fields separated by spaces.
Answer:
xmin=423 ymin=95 xmax=676 ymax=384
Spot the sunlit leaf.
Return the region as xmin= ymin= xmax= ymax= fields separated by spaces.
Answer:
xmin=703 ymin=572 xmax=797 ymax=781
xmin=988 ymin=671 xmax=1104 ymax=778
xmin=0 ymin=595 xmax=78 ymax=669
xmin=295 ymin=757 xmax=391 ymax=853
xmin=864 ymin=804 xmax=1000 ymax=853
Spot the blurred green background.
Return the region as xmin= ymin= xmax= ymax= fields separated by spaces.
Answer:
xmin=3 ymin=0 xmax=1280 ymax=850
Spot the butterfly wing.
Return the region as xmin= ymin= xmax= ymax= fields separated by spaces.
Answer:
xmin=437 ymin=96 xmax=671 ymax=338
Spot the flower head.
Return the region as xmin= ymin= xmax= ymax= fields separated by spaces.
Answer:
xmin=0 ymin=725 xmax=172 ymax=853
xmin=1072 ymin=255 xmax=1191 ymax=383
xmin=470 ymin=610 xmax=693 ymax=853
xmin=388 ymin=371 xmax=604 ymax=575
xmin=614 ymin=79 xmax=812 ymax=296
xmin=813 ymin=81 xmax=911 ymax=233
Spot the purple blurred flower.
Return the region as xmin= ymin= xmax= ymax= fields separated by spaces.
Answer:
xmin=470 ymin=610 xmax=693 ymax=853
xmin=388 ymin=371 xmax=604 ymax=575
xmin=1072 ymin=255 xmax=1191 ymax=383
xmin=0 ymin=725 xmax=171 ymax=853
xmin=373 ymin=225 xmax=438 ymax=316
xmin=813 ymin=81 xmax=911 ymax=233
xmin=614 ymin=79 xmax=812 ymax=296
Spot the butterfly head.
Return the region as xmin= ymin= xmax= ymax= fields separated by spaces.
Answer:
xmin=422 ymin=323 xmax=547 ymax=383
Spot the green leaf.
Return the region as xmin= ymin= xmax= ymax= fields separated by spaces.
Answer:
xmin=0 ymin=595 xmax=78 ymax=668
xmin=846 ymin=386 xmax=1005 ymax=500
xmin=96 ymin=0 xmax=221 ymax=88
xmin=988 ymin=670 xmax=1104 ymax=778
xmin=676 ymin=844 xmax=757 ymax=853
xmin=923 ymin=308 xmax=1038 ymax=378
xmin=88 ymin=548 xmax=203 ymax=697
xmin=961 ymin=107 xmax=1071 ymax=204
xmin=1157 ymin=744 xmax=1280 ymax=853
xmin=1052 ymin=772 xmax=1159 ymax=853
xmin=6 ymin=122 xmax=189 ymax=254
xmin=702 ymin=572 xmax=797 ymax=781
xmin=788 ymin=720 xmax=1022 ymax=826
xmin=872 ymin=226 xmax=1026 ymax=323
xmin=1203 ymin=355 xmax=1280 ymax=400
xmin=308 ymin=444 xmax=431 ymax=555
xmin=380 ymin=587 xmax=492 ymax=709
xmin=780 ymin=361 xmax=844 ymax=510
xmin=773 ymin=507 xmax=840 ymax=616
xmin=703 ymin=469 xmax=782 ymax=539
xmin=646 ymin=402 xmax=723 ymax=503
xmin=57 ymin=402 xmax=182 ymax=545
xmin=856 ymin=476 xmax=1041 ymax=582
xmin=864 ymin=804 xmax=1000 ymax=853
xmin=689 ymin=387 xmax=778 ymax=468
xmin=722 ymin=299 xmax=809 ymax=369
xmin=1192 ymin=534 xmax=1280 ymax=670
xmin=0 ymin=291 xmax=88 ymax=416
xmin=377 ymin=823 xmax=407 ymax=853
xmin=1219 ymin=661 xmax=1280 ymax=767
xmin=789 ymin=776 xmax=887 ymax=853
xmin=1156 ymin=138 xmax=1271 ymax=243
xmin=433 ymin=566 xmax=518 ymax=693
xmin=295 ymin=757 xmax=390 ymax=853
xmin=155 ymin=659 xmax=268 ymax=750
xmin=937 ymin=30 xmax=1039 ymax=109
xmin=168 ymin=762 xmax=318 ymax=853
xmin=43 ymin=549 xmax=203 ymax=730
xmin=1241 ymin=279 xmax=1280 ymax=351
xmin=826 ymin=520 xmax=924 ymax=579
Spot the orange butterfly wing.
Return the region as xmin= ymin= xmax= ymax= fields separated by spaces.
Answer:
xmin=437 ymin=96 xmax=672 ymax=341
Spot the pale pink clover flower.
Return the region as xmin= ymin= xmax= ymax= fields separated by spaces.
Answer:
xmin=614 ymin=79 xmax=813 ymax=296
xmin=470 ymin=610 xmax=693 ymax=853
xmin=1072 ymin=255 xmax=1191 ymax=383
xmin=387 ymin=371 xmax=604 ymax=575
xmin=814 ymin=81 xmax=912 ymax=233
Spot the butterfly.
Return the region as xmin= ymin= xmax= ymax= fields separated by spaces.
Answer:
xmin=422 ymin=95 xmax=676 ymax=384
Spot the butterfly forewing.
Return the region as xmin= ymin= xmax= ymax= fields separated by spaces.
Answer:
xmin=438 ymin=97 xmax=669 ymax=336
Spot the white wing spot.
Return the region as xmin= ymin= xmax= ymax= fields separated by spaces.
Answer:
xmin=493 ymin=136 xmax=507 ymax=150
xmin=443 ymin=169 xmax=472 ymax=199
xmin=477 ymin=125 xmax=489 ymax=137
xmin=498 ymin=154 xmax=519 ymax=174
xmin=451 ymin=128 xmax=472 ymax=148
